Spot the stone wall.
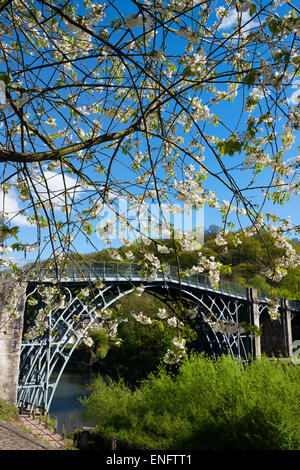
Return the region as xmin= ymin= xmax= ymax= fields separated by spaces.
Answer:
xmin=0 ymin=281 xmax=27 ymax=405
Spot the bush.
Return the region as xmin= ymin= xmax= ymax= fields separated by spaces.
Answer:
xmin=81 ymin=354 xmax=300 ymax=450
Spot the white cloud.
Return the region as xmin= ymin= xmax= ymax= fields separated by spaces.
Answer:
xmin=6 ymin=257 xmax=30 ymax=267
xmin=219 ymin=9 xmax=259 ymax=31
xmin=0 ymin=190 xmax=32 ymax=226
xmin=287 ymin=89 xmax=300 ymax=105
xmin=0 ymin=171 xmax=80 ymax=227
xmin=29 ymin=170 xmax=81 ymax=207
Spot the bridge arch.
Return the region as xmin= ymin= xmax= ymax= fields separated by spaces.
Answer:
xmin=18 ymin=278 xmax=252 ymax=412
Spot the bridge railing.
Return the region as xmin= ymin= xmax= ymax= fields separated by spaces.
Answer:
xmin=1 ymin=259 xmax=300 ymax=309
xmin=3 ymin=260 xmax=250 ymax=299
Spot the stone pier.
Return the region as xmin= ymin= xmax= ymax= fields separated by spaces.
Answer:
xmin=0 ymin=281 xmax=27 ymax=405
xmin=247 ymin=287 xmax=261 ymax=358
xmin=248 ymin=287 xmax=294 ymax=359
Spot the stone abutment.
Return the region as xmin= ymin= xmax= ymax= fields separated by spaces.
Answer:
xmin=0 ymin=281 xmax=27 ymax=405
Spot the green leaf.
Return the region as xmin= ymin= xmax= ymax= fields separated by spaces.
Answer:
xmin=244 ymin=69 xmax=257 ymax=88
xmin=216 ymin=135 xmax=243 ymax=157
xmin=0 ymin=73 xmax=10 ymax=85
xmin=249 ymin=3 xmax=257 ymax=17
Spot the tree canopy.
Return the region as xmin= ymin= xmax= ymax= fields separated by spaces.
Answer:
xmin=0 ymin=0 xmax=299 ymax=363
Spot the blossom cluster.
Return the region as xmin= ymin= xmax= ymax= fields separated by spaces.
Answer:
xmin=185 ymin=254 xmax=222 ymax=290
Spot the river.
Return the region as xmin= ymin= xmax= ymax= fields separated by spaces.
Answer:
xmin=49 ymin=369 xmax=98 ymax=435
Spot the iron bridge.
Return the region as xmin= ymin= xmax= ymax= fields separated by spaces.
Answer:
xmin=16 ymin=260 xmax=300 ymax=412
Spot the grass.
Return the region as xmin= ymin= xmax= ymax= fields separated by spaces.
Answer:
xmin=81 ymin=354 xmax=300 ymax=450
xmin=0 ymin=398 xmax=19 ymax=422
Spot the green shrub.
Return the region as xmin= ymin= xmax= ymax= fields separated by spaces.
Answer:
xmin=81 ymin=354 xmax=300 ymax=450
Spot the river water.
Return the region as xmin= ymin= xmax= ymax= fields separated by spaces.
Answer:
xmin=49 ymin=369 xmax=98 ymax=435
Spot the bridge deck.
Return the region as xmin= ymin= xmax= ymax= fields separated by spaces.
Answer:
xmin=2 ymin=260 xmax=300 ymax=311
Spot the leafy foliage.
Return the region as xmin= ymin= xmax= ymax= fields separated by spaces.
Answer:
xmin=85 ymin=292 xmax=176 ymax=382
xmin=82 ymin=354 xmax=300 ymax=450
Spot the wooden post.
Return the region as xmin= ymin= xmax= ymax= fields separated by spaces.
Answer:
xmin=282 ymin=298 xmax=293 ymax=357
xmin=62 ymin=421 xmax=66 ymax=439
xmin=54 ymin=416 xmax=58 ymax=434
xmin=111 ymin=436 xmax=117 ymax=451
xmin=73 ymin=426 xmax=78 ymax=447
xmin=45 ymin=411 xmax=49 ymax=429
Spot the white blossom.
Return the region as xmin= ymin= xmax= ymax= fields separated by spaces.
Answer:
xmin=215 ymin=232 xmax=228 ymax=246
xmin=172 ymin=336 xmax=185 ymax=350
xmin=0 ymin=245 xmax=12 ymax=254
xmin=164 ymin=348 xmax=184 ymax=364
xmin=45 ymin=116 xmax=56 ymax=128
xmin=157 ymin=308 xmax=168 ymax=319
xmin=25 ymin=242 xmax=40 ymax=252
xmin=80 ymin=287 xmax=90 ymax=297
xmin=125 ymin=13 xmax=143 ymax=29
xmin=135 ymin=285 xmax=144 ymax=296
xmin=82 ymin=336 xmax=94 ymax=347
xmin=131 ymin=311 xmax=152 ymax=325
xmin=167 ymin=316 xmax=179 ymax=327
xmin=236 ymin=1 xmax=253 ymax=13
xmin=157 ymin=244 xmax=170 ymax=253
xmin=152 ymin=50 xmax=165 ymax=62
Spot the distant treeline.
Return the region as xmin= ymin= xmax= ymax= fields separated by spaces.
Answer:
xmin=76 ymin=225 xmax=300 ymax=301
